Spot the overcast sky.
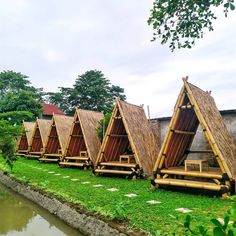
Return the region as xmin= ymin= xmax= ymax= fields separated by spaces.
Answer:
xmin=1 ymin=0 xmax=236 ymax=118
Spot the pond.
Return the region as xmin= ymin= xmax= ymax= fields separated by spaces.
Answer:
xmin=0 ymin=183 xmax=83 ymax=236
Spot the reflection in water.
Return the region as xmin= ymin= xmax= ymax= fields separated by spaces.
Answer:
xmin=0 ymin=183 xmax=83 ymax=236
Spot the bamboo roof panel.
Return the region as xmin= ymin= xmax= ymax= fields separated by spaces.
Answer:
xmin=77 ymin=108 xmax=103 ymax=164
xmin=119 ymin=100 xmax=159 ymax=174
xmin=37 ymin=119 xmax=51 ymax=146
xmin=53 ymin=114 xmax=74 ymax=154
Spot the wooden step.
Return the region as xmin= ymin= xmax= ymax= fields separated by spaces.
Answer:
xmin=154 ymin=178 xmax=228 ymax=191
xmin=64 ymin=156 xmax=89 ymax=161
xmin=161 ymin=168 xmax=222 ymax=179
xmin=59 ymin=162 xmax=85 ymax=167
xmin=26 ymin=154 xmax=40 ymax=159
xmin=29 ymin=151 xmax=42 ymax=155
xmin=95 ymin=169 xmax=133 ymax=175
xmin=17 ymin=150 xmax=28 ymax=155
xmin=100 ymin=162 xmax=137 ymax=168
xmin=15 ymin=153 xmax=27 ymax=156
xmin=44 ymin=154 xmax=62 ymax=157
xmin=39 ymin=158 xmax=59 ymax=162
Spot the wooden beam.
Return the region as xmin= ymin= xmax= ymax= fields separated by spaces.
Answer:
xmin=64 ymin=156 xmax=89 ymax=161
xmin=70 ymin=134 xmax=83 ymax=137
xmin=185 ymin=150 xmax=213 ymax=154
xmin=100 ymin=161 xmax=137 ymax=168
xmin=59 ymin=162 xmax=85 ymax=167
xmin=95 ymin=169 xmax=133 ymax=175
xmin=155 ymin=85 xmax=187 ymax=170
xmin=154 ymin=178 xmax=228 ymax=191
xmin=161 ymin=168 xmax=222 ymax=179
xmin=171 ymin=129 xmax=195 ymax=135
xmin=108 ymin=134 xmax=128 ymax=137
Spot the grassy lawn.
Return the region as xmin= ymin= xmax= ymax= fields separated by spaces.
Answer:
xmin=0 ymin=157 xmax=233 ymax=235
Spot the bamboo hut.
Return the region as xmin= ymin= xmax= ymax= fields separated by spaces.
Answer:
xmin=26 ymin=119 xmax=51 ymax=159
xmin=39 ymin=114 xmax=73 ymax=162
xmin=59 ymin=108 xmax=103 ymax=168
xmin=94 ymin=98 xmax=159 ymax=178
xmin=16 ymin=121 xmax=35 ymax=156
xmin=152 ymin=78 xmax=236 ymax=196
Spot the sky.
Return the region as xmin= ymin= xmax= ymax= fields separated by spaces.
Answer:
xmin=0 ymin=0 xmax=236 ymax=118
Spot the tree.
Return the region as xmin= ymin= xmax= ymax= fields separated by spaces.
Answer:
xmin=0 ymin=91 xmax=41 ymax=117
xmin=110 ymin=85 xmax=126 ymax=101
xmin=46 ymin=70 xmax=126 ymax=114
xmin=0 ymin=70 xmax=42 ymax=99
xmin=0 ymin=119 xmax=21 ymax=172
xmin=0 ymin=111 xmax=34 ymax=125
xmin=148 ymin=0 xmax=235 ymax=51
xmin=72 ymin=70 xmax=112 ymax=112
xmin=44 ymin=87 xmax=75 ymax=115
xmin=0 ymin=71 xmax=42 ymax=117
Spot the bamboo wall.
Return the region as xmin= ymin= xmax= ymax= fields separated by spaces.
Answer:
xmin=151 ymin=110 xmax=236 ymax=161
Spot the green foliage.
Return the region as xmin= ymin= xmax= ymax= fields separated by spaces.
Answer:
xmin=113 ymin=202 xmax=127 ymax=221
xmin=109 ymin=85 xmax=126 ymax=102
xmin=73 ymin=70 xmax=111 ymax=112
xmin=0 ymin=91 xmax=41 ymax=118
xmin=0 ymin=120 xmax=21 ymax=171
xmin=0 ymin=111 xmax=33 ymax=125
xmin=45 ymin=70 xmax=126 ymax=114
xmin=148 ymin=0 xmax=235 ymax=51
xmin=180 ymin=206 xmax=236 ymax=235
xmin=45 ymin=87 xmax=75 ymax=115
xmin=96 ymin=112 xmax=111 ymax=141
xmin=0 ymin=70 xmax=43 ymax=117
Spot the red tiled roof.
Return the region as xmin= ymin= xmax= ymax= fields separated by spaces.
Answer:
xmin=42 ymin=103 xmax=64 ymax=116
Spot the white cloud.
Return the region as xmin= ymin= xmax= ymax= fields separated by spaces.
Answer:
xmin=0 ymin=0 xmax=235 ymax=117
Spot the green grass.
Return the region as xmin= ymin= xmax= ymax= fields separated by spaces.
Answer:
xmin=0 ymin=157 xmax=233 ymax=235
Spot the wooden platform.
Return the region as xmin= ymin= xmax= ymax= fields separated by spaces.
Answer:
xmin=59 ymin=155 xmax=91 ymax=168
xmin=94 ymin=169 xmax=133 ymax=175
xmin=44 ymin=153 xmax=62 ymax=157
xmin=26 ymin=154 xmax=40 ymax=159
xmin=160 ymin=167 xmax=222 ymax=179
xmin=29 ymin=151 xmax=42 ymax=155
xmin=95 ymin=161 xmax=141 ymax=177
xmin=59 ymin=162 xmax=85 ymax=167
xmin=100 ymin=161 xmax=137 ymax=168
xmin=64 ymin=156 xmax=89 ymax=161
xmin=39 ymin=157 xmax=59 ymax=162
xmin=15 ymin=152 xmax=27 ymax=156
xmin=154 ymin=178 xmax=228 ymax=192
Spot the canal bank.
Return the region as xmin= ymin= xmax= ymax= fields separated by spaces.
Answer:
xmin=0 ymin=170 xmax=134 ymax=236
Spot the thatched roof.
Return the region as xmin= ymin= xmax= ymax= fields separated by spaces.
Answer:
xmin=154 ymin=78 xmax=236 ymax=180
xmin=36 ymin=119 xmax=51 ymax=147
xmin=76 ymin=108 xmax=103 ymax=163
xmin=23 ymin=121 xmax=35 ymax=144
xmin=186 ymin=80 xmax=236 ymax=179
xmin=96 ymin=98 xmax=159 ymax=175
xmin=52 ymin=114 xmax=74 ymax=154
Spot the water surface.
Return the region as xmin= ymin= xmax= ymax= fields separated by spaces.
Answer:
xmin=0 ymin=183 xmax=83 ymax=236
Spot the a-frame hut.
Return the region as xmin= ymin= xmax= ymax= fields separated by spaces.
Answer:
xmin=59 ymin=108 xmax=103 ymax=168
xmin=94 ymin=98 xmax=159 ymax=178
xmin=152 ymin=78 xmax=236 ymax=196
xmin=16 ymin=121 xmax=35 ymax=156
xmin=39 ymin=114 xmax=73 ymax=162
xmin=26 ymin=118 xmax=51 ymax=159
